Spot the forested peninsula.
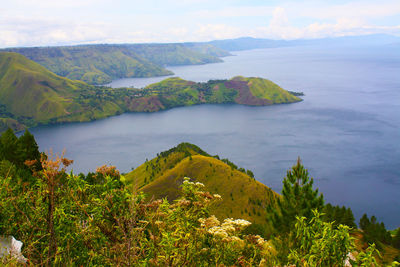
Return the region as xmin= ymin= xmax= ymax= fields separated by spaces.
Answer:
xmin=0 ymin=52 xmax=301 ymax=132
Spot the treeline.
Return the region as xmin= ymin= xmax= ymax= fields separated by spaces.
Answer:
xmin=0 ymin=130 xmax=399 ymax=265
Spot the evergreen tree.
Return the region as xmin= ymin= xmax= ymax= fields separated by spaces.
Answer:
xmin=359 ymin=213 xmax=370 ymax=230
xmin=269 ymin=157 xmax=324 ymax=234
xmin=17 ymin=129 xmax=41 ymax=168
xmin=359 ymin=213 xmax=392 ymax=248
xmin=323 ymin=204 xmax=356 ymax=228
xmin=0 ymin=128 xmax=19 ymax=163
xmin=343 ymin=207 xmax=356 ymax=228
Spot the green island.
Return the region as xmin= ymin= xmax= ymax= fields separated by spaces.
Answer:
xmin=0 ymin=131 xmax=399 ymax=265
xmin=0 ymin=52 xmax=301 ymax=132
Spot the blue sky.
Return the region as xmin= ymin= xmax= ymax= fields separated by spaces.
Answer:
xmin=1 ymin=0 xmax=399 ymax=47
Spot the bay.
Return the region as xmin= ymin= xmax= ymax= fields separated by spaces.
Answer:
xmin=31 ymin=44 xmax=400 ymax=228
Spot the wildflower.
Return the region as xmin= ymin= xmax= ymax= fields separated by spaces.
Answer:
xmin=208 ymin=226 xmax=228 ymax=238
xmin=177 ymin=199 xmax=191 ymax=206
xmin=199 ymin=215 xmax=220 ymax=228
xmin=197 ymin=191 xmax=213 ymax=199
xmin=214 ymin=229 xmax=229 ymax=239
xmin=195 ymin=182 xmax=205 ymax=187
xmin=230 ymin=236 xmax=242 ymax=242
xmin=255 ymin=235 xmax=265 ymax=246
xmin=183 ymin=177 xmax=194 ymax=184
xmin=233 ymin=219 xmax=251 ymax=228
xmin=213 ymin=194 xmax=222 ymax=200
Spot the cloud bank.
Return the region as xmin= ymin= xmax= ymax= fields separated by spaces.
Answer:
xmin=0 ymin=0 xmax=399 ymax=47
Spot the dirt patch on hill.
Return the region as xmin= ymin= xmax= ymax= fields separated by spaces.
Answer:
xmin=224 ymin=80 xmax=272 ymax=106
xmin=125 ymin=96 xmax=165 ymax=112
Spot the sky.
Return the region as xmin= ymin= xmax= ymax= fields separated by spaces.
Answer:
xmin=1 ymin=0 xmax=400 ymax=48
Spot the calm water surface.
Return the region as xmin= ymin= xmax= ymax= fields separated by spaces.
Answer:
xmin=31 ymin=45 xmax=400 ymax=228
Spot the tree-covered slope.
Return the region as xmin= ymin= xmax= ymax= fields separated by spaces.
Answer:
xmin=124 ymin=143 xmax=279 ymax=234
xmin=125 ymin=43 xmax=227 ymax=66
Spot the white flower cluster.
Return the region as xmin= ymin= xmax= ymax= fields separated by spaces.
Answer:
xmin=205 ymin=217 xmax=251 ymax=239
xmin=195 ymin=182 xmax=205 ymax=187
xmin=199 ymin=215 xmax=220 ymax=228
xmin=208 ymin=227 xmax=229 ymax=238
xmin=223 ymin=218 xmax=252 ymax=231
xmin=183 ymin=177 xmax=204 ymax=187
xmin=254 ymin=235 xmax=265 ymax=246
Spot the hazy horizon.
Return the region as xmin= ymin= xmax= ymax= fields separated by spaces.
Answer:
xmin=1 ymin=0 xmax=399 ymax=48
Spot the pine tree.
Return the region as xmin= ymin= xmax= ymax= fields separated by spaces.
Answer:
xmin=269 ymin=157 xmax=324 ymax=234
xmin=359 ymin=213 xmax=370 ymax=230
xmin=17 ymin=129 xmax=41 ymax=168
xmin=0 ymin=128 xmax=19 ymax=163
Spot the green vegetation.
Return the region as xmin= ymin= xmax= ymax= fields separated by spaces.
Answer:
xmin=360 ymin=214 xmax=393 ymax=248
xmin=0 ymin=52 xmax=131 ymax=130
xmin=0 ymin=130 xmax=398 ymax=265
xmin=125 ymin=142 xmax=278 ymax=236
xmin=0 ymin=55 xmax=301 ymax=132
xmin=130 ymin=43 xmax=227 ymax=66
xmin=3 ymin=43 xmax=229 ymax=85
xmin=234 ymin=76 xmax=301 ymax=104
xmin=268 ymin=157 xmax=324 ymax=235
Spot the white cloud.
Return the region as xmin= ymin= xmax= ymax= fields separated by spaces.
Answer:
xmin=254 ymin=8 xmax=400 ymax=40
xmin=292 ymin=0 xmax=400 ymax=20
xmin=0 ymin=0 xmax=399 ymax=47
xmin=193 ymin=6 xmax=275 ymax=18
xmin=195 ymin=24 xmax=244 ymax=40
xmin=10 ymin=0 xmax=105 ymax=9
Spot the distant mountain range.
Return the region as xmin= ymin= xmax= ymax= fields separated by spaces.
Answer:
xmin=205 ymin=34 xmax=400 ymax=51
xmin=1 ymin=34 xmax=398 ymax=85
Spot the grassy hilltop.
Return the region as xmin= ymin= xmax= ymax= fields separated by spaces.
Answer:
xmin=129 ymin=76 xmax=301 ymax=111
xmin=0 ymin=52 xmax=128 ymax=131
xmin=124 ymin=143 xmax=279 ymax=235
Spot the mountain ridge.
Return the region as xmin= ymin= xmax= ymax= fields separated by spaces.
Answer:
xmin=124 ymin=142 xmax=278 ymax=235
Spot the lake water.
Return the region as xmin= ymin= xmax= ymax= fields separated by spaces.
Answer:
xmin=30 ymin=44 xmax=400 ymax=229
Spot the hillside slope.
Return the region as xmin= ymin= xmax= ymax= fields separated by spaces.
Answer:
xmin=3 ymin=43 xmax=228 ymax=84
xmin=3 ymin=46 xmax=172 ymax=85
xmin=0 ymin=52 xmax=129 ymax=130
xmin=127 ymin=43 xmax=227 ymax=66
xmin=0 ymin=52 xmax=88 ymax=124
xmin=128 ymin=76 xmax=301 ymax=111
xmin=125 ymin=143 xmax=279 ymax=234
